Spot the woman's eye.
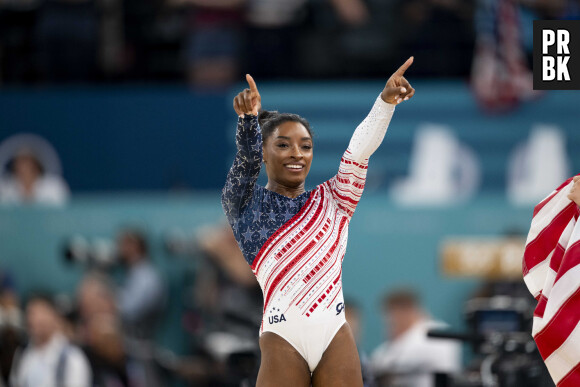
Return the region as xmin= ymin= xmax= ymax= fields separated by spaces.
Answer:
xmin=302 ymin=145 xmax=312 ymax=150
xmin=277 ymin=143 xmax=288 ymax=148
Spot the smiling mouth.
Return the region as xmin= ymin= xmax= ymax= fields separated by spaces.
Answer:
xmin=284 ymin=164 xmax=304 ymax=172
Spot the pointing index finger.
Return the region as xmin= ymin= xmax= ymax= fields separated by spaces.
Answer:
xmin=395 ymin=56 xmax=414 ymax=77
xmin=246 ymin=74 xmax=259 ymax=94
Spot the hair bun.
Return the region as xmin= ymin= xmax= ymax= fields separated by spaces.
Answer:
xmin=258 ymin=110 xmax=279 ymax=127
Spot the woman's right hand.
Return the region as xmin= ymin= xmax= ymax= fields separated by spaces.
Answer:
xmin=567 ymin=175 xmax=580 ymax=206
xmin=233 ymin=74 xmax=261 ymax=118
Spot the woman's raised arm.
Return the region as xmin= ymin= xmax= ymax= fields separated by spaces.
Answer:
xmin=329 ymin=58 xmax=415 ymax=217
xmin=222 ymin=75 xmax=263 ymax=222
xmin=348 ymin=57 xmax=415 ymax=162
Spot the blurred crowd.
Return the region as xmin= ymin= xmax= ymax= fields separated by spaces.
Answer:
xmin=0 ymin=224 xmax=464 ymax=387
xmin=0 ymin=0 xmax=474 ymax=87
xmin=0 ymin=0 xmax=577 ymax=98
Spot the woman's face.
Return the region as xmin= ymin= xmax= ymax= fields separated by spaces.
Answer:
xmin=263 ymin=121 xmax=313 ymax=188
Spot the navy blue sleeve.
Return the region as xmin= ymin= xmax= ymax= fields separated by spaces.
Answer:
xmin=221 ymin=115 xmax=262 ymax=224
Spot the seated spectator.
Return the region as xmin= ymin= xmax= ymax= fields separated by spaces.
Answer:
xmin=371 ymin=289 xmax=461 ymax=387
xmin=0 ymin=134 xmax=69 ymax=205
xmin=10 ymin=293 xmax=92 ymax=387
xmin=116 ymin=229 xmax=166 ymax=339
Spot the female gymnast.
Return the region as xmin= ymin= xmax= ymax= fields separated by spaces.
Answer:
xmin=222 ymin=58 xmax=415 ymax=386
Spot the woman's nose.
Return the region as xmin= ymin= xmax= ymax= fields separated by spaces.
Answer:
xmin=291 ymin=145 xmax=303 ymax=158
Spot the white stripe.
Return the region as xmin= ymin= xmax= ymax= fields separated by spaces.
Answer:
xmin=564 ymin=218 xmax=580 ymax=250
xmin=525 ymin=182 xmax=573 ymax=246
xmin=532 ymin=265 xmax=580 ymax=334
xmin=524 ymin=254 xmax=552 ymax=297
xmin=525 ymin=218 xmax=576 ymax=299
xmin=544 ymin=320 xmax=580 ymax=384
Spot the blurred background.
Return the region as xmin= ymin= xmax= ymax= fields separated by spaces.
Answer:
xmin=1 ymin=0 xmax=579 ymax=386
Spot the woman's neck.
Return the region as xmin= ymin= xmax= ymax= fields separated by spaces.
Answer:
xmin=265 ymin=180 xmax=305 ymax=198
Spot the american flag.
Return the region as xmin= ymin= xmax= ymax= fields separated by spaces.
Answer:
xmin=523 ymin=175 xmax=580 ymax=386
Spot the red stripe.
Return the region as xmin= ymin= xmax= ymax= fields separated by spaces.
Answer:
xmin=251 ymin=188 xmax=318 ymax=272
xmin=554 ymin=240 xmax=580 ymax=283
xmin=534 ymin=294 xmax=548 ymax=318
xmin=558 ymin=362 xmax=580 ymax=387
xmin=523 ymin=203 xmax=577 ymax=275
xmin=333 ymin=191 xmax=360 ymax=205
xmin=550 ymin=244 xmax=567 ymax=273
xmin=534 ymin=287 xmax=580 ymax=359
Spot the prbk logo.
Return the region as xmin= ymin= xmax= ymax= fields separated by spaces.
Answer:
xmin=533 ymin=20 xmax=580 ymax=90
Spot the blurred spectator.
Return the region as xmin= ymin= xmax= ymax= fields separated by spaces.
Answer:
xmin=0 ymin=0 xmax=41 ymax=84
xmin=36 ymin=0 xmax=99 ymax=83
xmin=76 ymin=273 xmax=158 ymax=387
xmin=0 ymin=270 xmax=20 ymax=328
xmin=371 ymin=289 xmax=461 ymax=387
xmin=194 ymin=223 xmax=260 ymax=331
xmin=169 ymin=0 xmax=244 ymax=87
xmin=0 ymin=148 xmax=69 ymax=205
xmin=470 ymin=0 xmax=555 ymax=112
xmin=244 ymin=0 xmax=308 ymax=78
xmin=0 ymin=269 xmax=22 ymax=387
xmin=245 ymin=0 xmax=371 ymax=79
xmin=187 ymin=223 xmax=260 ymax=385
xmin=10 ymin=293 xmax=92 ymax=387
xmin=345 ymin=298 xmax=374 ymax=387
xmin=76 ymin=273 xmax=117 ymax=336
xmin=391 ymin=0 xmax=474 ymax=77
xmin=116 ymin=229 xmax=166 ymax=339
xmin=0 ymin=134 xmax=69 ymax=206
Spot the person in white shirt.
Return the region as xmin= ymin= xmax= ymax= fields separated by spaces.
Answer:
xmin=10 ymin=294 xmax=91 ymax=387
xmin=0 ymin=149 xmax=69 ymax=206
xmin=370 ymin=289 xmax=461 ymax=387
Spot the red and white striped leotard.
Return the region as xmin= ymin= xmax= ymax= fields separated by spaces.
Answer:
xmin=222 ymin=96 xmax=395 ymax=372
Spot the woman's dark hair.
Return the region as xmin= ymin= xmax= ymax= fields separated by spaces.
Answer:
xmin=258 ymin=110 xmax=313 ymax=143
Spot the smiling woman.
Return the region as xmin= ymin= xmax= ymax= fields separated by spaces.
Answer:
xmin=259 ymin=112 xmax=313 ymax=197
xmin=222 ymin=62 xmax=415 ymax=387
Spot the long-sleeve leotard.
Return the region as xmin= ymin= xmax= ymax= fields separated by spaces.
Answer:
xmin=221 ymin=95 xmax=395 ymax=370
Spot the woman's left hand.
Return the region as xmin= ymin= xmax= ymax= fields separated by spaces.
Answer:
xmin=567 ymin=175 xmax=580 ymax=206
xmin=381 ymin=57 xmax=415 ymax=105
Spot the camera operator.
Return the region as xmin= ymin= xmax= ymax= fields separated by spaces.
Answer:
xmin=370 ymin=289 xmax=461 ymax=387
xmin=116 ymin=229 xmax=165 ymax=340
